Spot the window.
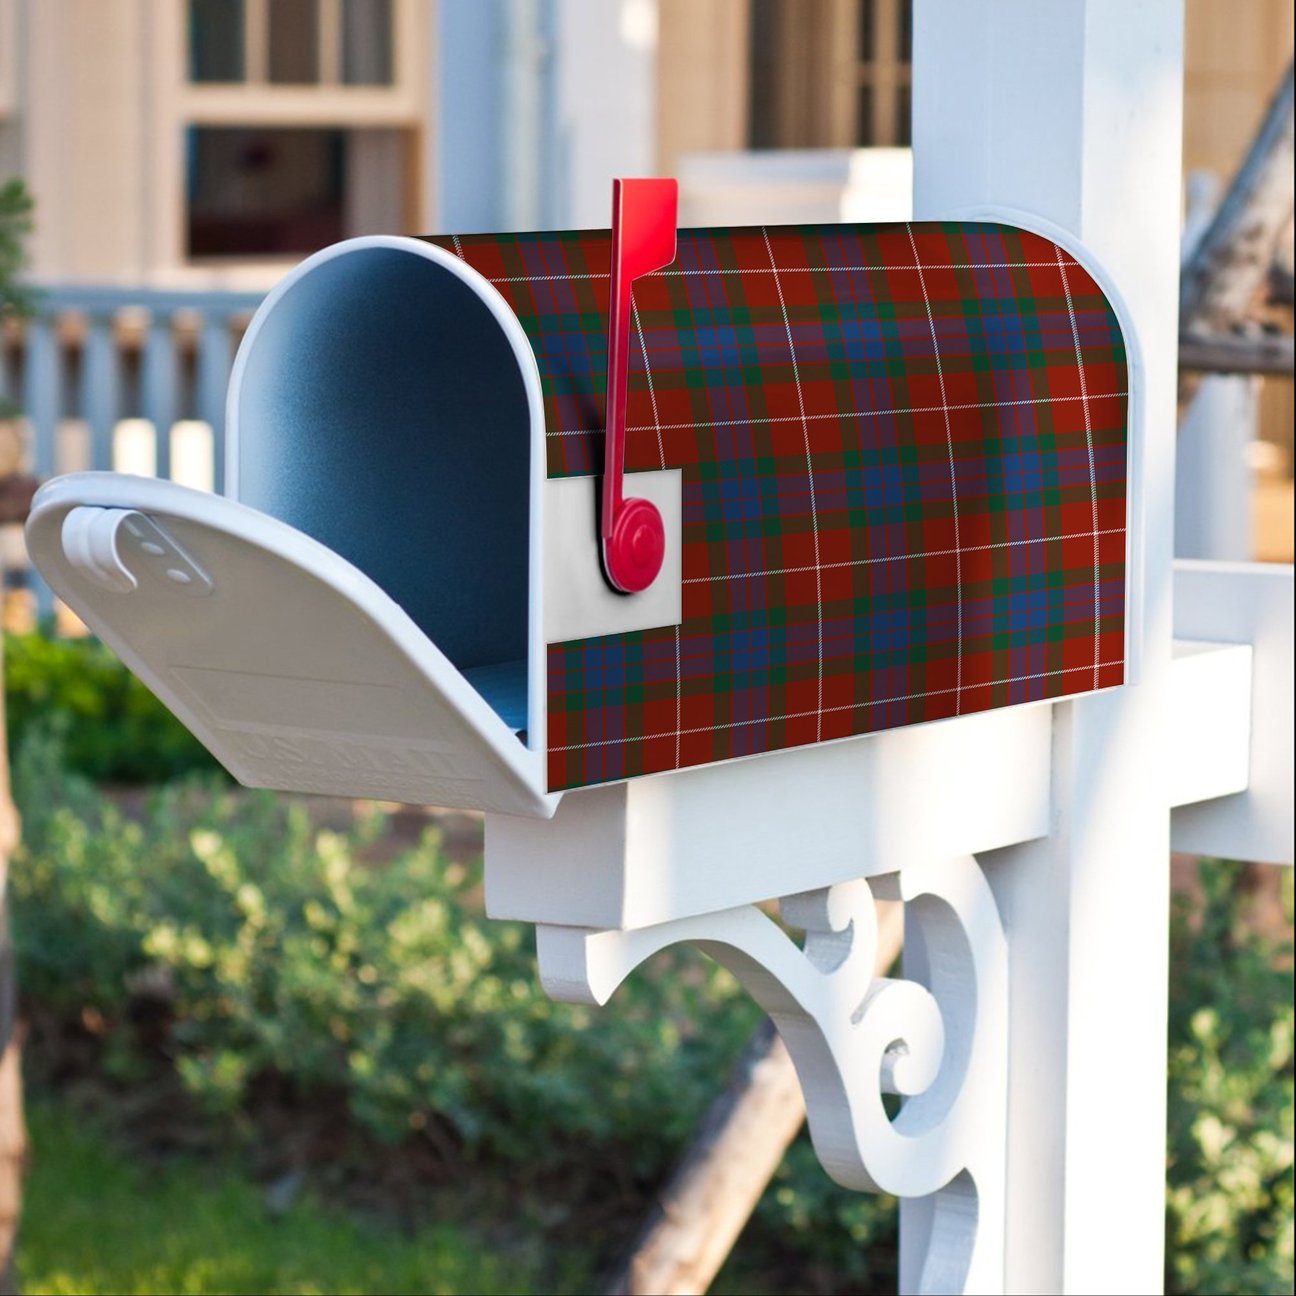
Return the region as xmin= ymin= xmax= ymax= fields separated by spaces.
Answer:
xmin=187 ymin=0 xmax=394 ymax=87
xmin=190 ymin=0 xmax=246 ymax=82
xmin=169 ymin=0 xmax=422 ymax=265
xmin=342 ymin=0 xmax=394 ymax=85
xmin=187 ymin=127 xmax=344 ymax=256
xmin=186 ymin=126 xmax=412 ymax=258
xmin=749 ymin=0 xmax=913 ymax=149
xmin=269 ymin=0 xmax=320 ymax=85
xmin=856 ymin=0 xmax=912 ymax=145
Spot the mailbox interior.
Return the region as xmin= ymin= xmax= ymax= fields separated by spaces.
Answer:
xmin=229 ymin=240 xmax=541 ymax=738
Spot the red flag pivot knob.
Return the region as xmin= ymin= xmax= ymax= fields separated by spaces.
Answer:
xmin=603 ymin=495 xmax=665 ymax=593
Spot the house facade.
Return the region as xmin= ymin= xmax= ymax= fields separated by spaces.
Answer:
xmin=0 ymin=0 xmax=431 ymax=288
xmin=0 ymin=0 xmax=1289 ymax=282
xmin=0 ymin=1 xmax=1289 ymax=566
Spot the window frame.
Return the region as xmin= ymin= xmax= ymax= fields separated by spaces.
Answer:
xmin=152 ymin=0 xmax=426 ymax=278
xmin=855 ymin=0 xmax=912 ymax=147
xmin=748 ymin=0 xmax=913 ymax=150
xmin=182 ymin=0 xmax=421 ymax=123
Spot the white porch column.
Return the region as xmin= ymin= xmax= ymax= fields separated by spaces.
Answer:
xmin=1175 ymin=376 xmax=1259 ymax=561
xmin=911 ymin=4 xmax=1183 ymax=1293
xmin=551 ymin=0 xmax=658 ymax=227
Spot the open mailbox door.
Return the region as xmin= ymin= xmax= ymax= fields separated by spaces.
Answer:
xmin=29 ymin=235 xmax=558 ymax=818
xmin=27 ymin=473 xmax=555 ymax=818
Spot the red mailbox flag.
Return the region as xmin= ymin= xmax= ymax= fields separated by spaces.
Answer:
xmin=601 ymin=178 xmax=678 ymax=594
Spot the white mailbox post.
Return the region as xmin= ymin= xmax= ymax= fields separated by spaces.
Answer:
xmin=22 ymin=3 xmax=1294 ymax=1294
xmin=913 ymin=6 xmax=1291 ymax=1291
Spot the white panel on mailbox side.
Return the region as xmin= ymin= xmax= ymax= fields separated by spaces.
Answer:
xmin=26 ymin=473 xmax=556 ymax=819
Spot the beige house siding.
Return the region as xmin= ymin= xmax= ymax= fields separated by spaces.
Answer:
xmin=656 ymin=0 xmax=750 ymax=175
xmin=1183 ymin=0 xmax=1293 ymax=177
xmin=23 ymin=0 xmax=154 ymax=283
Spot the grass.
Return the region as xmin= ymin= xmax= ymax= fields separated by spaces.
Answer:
xmin=18 ymin=1101 xmax=549 ymax=1295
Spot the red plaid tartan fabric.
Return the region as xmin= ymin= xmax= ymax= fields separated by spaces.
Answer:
xmin=427 ymin=223 xmax=1129 ymax=793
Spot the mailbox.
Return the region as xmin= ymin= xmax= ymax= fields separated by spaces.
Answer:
xmin=27 ymin=184 xmax=1130 ymax=818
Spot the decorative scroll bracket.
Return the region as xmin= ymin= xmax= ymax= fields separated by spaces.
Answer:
xmin=535 ymin=855 xmax=1008 ymax=1296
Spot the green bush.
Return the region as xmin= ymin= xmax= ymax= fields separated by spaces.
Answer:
xmin=4 ymin=630 xmax=220 ymax=783
xmin=11 ymin=724 xmax=899 ymax=1289
xmin=1166 ymin=861 xmax=1294 ymax=1295
xmin=727 ymin=1137 xmax=898 ymax=1294
xmin=9 ymin=724 xmax=1292 ymax=1293
xmin=11 ymin=726 xmax=758 ymax=1170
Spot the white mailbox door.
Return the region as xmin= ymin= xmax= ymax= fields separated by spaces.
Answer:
xmin=26 ymin=473 xmax=556 ymax=819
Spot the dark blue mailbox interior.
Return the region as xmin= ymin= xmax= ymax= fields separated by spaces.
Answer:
xmin=233 ymin=244 xmax=533 ymax=730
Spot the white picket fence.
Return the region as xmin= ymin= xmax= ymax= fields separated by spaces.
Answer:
xmin=0 ymin=285 xmax=264 ymax=615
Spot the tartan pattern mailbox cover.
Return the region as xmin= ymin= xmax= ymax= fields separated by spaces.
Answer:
xmin=429 ymin=221 xmax=1129 ymax=793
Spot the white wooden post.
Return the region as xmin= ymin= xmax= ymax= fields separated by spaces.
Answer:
xmin=1175 ymin=376 xmax=1259 ymax=561
xmin=911 ymin=3 xmax=1183 ymax=1291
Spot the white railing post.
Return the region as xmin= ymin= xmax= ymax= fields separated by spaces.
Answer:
xmin=22 ymin=318 xmax=60 ymax=621
xmin=912 ymin=3 xmax=1184 ymax=1292
xmin=22 ymin=318 xmax=59 ymax=484
xmin=197 ymin=313 xmax=234 ymax=496
xmin=1175 ymin=376 xmax=1259 ymax=561
xmin=17 ymin=287 xmax=262 ymax=619
xmin=142 ymin=313 xmax=177 ymax=481
xmin=80 ymin=316 xmax=120 ymax=473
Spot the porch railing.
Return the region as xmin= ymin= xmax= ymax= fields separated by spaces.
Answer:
xmin=1 ymin=284 xmax=265 ymax=618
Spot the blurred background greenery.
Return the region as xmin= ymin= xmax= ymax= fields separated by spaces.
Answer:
xmin=4 ymin=627 xmax=1292 ymax=1294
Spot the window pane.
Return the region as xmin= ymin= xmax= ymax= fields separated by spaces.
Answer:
xmin=898 ymin=0 xmax=913 ymax=62
xmin=747 ymin=0 xmax=780 ymax=148
xmin=189 ymin=0 xmax=245 ymax=82
xmin=857 ymin=82 xmax=874 ymax=144
xmin=858 ymin=0 xmax=875 ymax=62
xmin=269 ymin=0 xmax=320 ymax=84
xmin=187 ymin=127 xmax=346 ymax=258
xmin=895 ymin=84 xmax=911 ymax=145
xmin=342 ymin=0 xmax=394 ymax=85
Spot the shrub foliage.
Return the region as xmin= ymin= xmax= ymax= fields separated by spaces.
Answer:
xmin=12 ymin=730 xmax=757 ymax=1168
xmin=1166 ymin=862 xmax=1294 ymax=1295
xmin=4 ymin=631 xmax=220 ymax=784
xmin=7 ymin=631 xmax=1293 ymax=1293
